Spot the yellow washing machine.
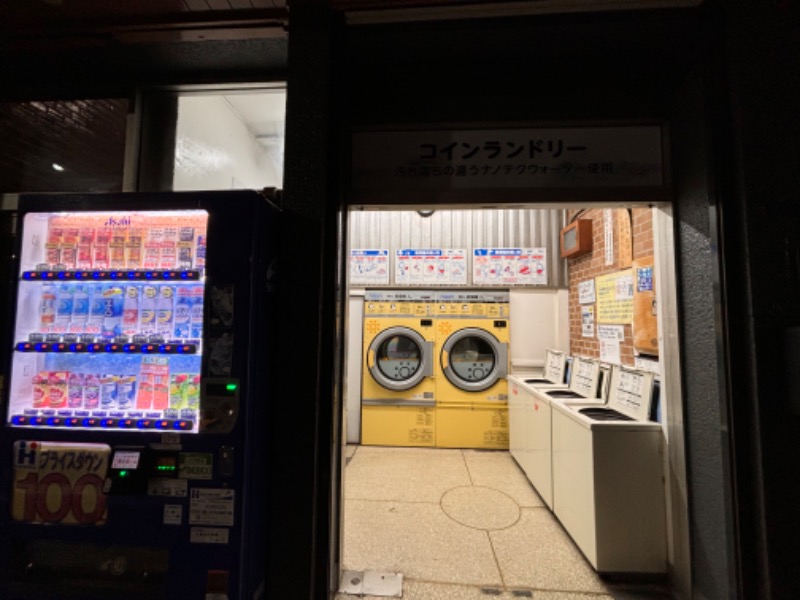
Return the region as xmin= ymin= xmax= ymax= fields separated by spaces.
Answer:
xmin=361 ymin=290 xmax=437 ymax=447
xmin=434 ymin=291 xmax=510 ymax=449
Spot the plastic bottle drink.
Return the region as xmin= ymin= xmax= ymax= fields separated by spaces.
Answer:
xmin=48 ymin=371 xmax=69 ymax=409
xmin=39 ymin=285 xmax=56 ymax=333
xmin=69 ymin=285 xmax=89 ymax=334
xmin=156 ymin=286 xmax=175 ymax=337
xmin=101 ymin=286 xmax=124 ymax=339
xmin=122 ymin=285 xmax=139 ymax=337
xmin=83 ymin=374 xmax=100 ymax=409
xmin=139 ymin=285 xmax=158 ymax=335
xmin=53 ymin=284 xmax=74 ymax=334
xmin=67 ymin=372 xmax=84 ymax=408
xmin=173 ymin=286 xmax=192 ymax=339
xmin=86 ymin=285 xmax=106 ymax=336
xmin=116 ymin=376 xmax=136 ymax=409
xmin=190 ymin=286 xmax=204 ymax=338
xmin=99 ymin=375 xmax=118 ymax=409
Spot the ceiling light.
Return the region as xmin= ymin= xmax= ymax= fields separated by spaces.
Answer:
xmin=52 ymin=163 xmax=65 ymax=172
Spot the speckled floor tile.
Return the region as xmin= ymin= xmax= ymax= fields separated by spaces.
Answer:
xmin=345 ymin=444 xmax=358 ymax=459
xmin=462 ymin=449 xmax=545 ymax=508
xmin=345 ymin=446 xmax=471 ymax=503
xmin=335 ymin=578 xmax=617 ymax=600
xmin=441 ymin=485 xmax=520 ymax=530
xmin=489 ymin=508 xmax=610 ymax=594
xmin=343 ymin=498 xmax=502 ymax=586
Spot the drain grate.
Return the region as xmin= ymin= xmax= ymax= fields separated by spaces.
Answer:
xmin=511 ymin=591 xmax=534 ymax=598
xmin=480 ymin=588 xmax=503 ymax=596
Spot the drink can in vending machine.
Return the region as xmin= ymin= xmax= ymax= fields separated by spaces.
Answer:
xmin=185 ymin=375 xmax=201 ymax=410
xmin=48 ymin=371 xmax=69 ymax=409
xmin=32 ymin=372 xmax=50 ymax=408
xmin=67 ymin=373 xmax=84 ymax=408
xmin=83 ymin=374 xmax=100 ymax=409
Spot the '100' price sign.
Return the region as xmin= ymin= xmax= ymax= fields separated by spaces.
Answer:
xmin=12 ymin=441 xmax=110 ymax=525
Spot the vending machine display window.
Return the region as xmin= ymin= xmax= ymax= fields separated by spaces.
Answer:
xmin=6 ymin=210 xmax=208 ymax=433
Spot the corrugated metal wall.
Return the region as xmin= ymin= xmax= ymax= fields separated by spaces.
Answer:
xmin=348 ymin=208 xmax=567 ymax=288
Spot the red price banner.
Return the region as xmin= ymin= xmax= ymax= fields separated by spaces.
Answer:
xmin=12 ymin=441 xmax=110 ymax=525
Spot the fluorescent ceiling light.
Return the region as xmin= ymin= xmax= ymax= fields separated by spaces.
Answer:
xmin=52 ymin=163 xmax=65 ymax=171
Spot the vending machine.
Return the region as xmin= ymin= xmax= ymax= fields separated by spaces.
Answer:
xmin=0 ymin=191 xmax=278 ymax=600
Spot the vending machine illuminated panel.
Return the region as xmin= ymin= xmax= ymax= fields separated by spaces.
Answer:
xmin=6 ymin=210 xmax=208 ymax=433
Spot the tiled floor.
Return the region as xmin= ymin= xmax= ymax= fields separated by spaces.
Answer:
xmin=337 ymin=445 xmax=672 ymax=600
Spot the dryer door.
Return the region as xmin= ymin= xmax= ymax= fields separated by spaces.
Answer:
xmin=367 ymin=326 xmax=434 ymax=391
xmin=441 ymin=328 xmax=508 ymax=392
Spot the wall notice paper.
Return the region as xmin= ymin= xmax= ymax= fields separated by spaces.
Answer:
xmin=189 ymin=488 xmax=235 ymax=526
xmin=582 ymin=305 xmax=595 ymax=338
xmin=350 ymin=249 xmax=389 ymax=285
xmin=473 ymin=247 xmax=547 ymax=286
xmin=395 ymin=249 xmax=467 ymax=285
xmin=604 ymin=209 xmax=614 ymax=266
xmin=596 ymin=269 xmax=634 ymax=324
xmin=598 ymin=324 xmax=625 ymax=365
xmin=578 ymin=279 xmax=596 ymax=304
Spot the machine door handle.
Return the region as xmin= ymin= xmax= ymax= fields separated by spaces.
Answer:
xmin=367 ymin=349 xmax=375 ymax=368
xmin=441 ymin=349 xmax=449 ymax=369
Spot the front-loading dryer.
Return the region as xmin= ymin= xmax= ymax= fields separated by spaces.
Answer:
xmin=361 ymin=290 xmax=437 ymax=447
xmin=550 ymin=365 xmax=667 ymax=574
xmin=434 ymin=291 xmax=509 ymax=449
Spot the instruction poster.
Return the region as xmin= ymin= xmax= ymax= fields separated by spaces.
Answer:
xmin=473 ymin=248 xmax=547 ymax=286
xmin=578 ymin=279 xmax=596 ymax=304
xmin=596 ymin=269 xmax=634 ymax=324
xmin=350 ymin=249 xmax=389 ymax=286
xmin=598 ymin=324 xmax=625 ymax=365
xmin=395 ymin=249 xmax=467 ymax=286
xmin=582 ymin=305 xmax=595 ymax=337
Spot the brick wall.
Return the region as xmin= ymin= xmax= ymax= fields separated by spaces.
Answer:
xmin=0 ymin=99 xmax=128 ymax=194
xmin=567 ymin=207 xmax=655 ymax=366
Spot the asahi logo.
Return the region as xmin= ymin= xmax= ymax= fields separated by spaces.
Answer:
xmin=104 ymin=216 xmax=132 ymax=227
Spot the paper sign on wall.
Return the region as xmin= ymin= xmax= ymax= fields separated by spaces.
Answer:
xmin=598 ymin=324 xmax=625 ymax=364
xmin=473 ymin=248 xmax=547 ymax=286
xmin=596 ymin=269 xmax=634 ymax=324
xmin=395 ymin=249 xmax=467 ymax=285
xmin=578 ymin=280 xmax=596 ymax=304
xmin=582 ymin=305 xmax=595 ymax=338
xmin=350 ymin=249 xmax=389 ymax=285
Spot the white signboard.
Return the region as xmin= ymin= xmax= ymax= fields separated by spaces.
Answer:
xmin=190 ymin=527 xmax=230 ymax=545
xmin=604 ymin=209 xmax=614 ymax=266
xmin=189 ymin=488 xmax=235 ymax=526
xmin=598 ymin=324 xmax=625 ymax=365
xmin=395 ymin=249 xmax=467 ymax=285
xmin=582 ymin=305 xmax=595 ymax=338
xmin=473 ymin=248 xmax=547 ymax=286
xmin=578 ymin=279 xmax=596 ymax=304
xmin=350 ymin=249 xmax=390 ymax=286
xmin=352 ymin=126 xmax=665 ymax=197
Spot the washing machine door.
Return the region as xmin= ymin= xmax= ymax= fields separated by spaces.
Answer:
xmin=441 ymin=328 xmax=508 ymax=392
xmin=367 ymin=326 xmax=434 ymax=391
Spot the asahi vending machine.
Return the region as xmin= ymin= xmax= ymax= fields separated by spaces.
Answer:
xmin=0 ymin=191 xmax=278 ymax=600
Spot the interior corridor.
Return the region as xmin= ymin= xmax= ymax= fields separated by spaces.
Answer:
xmin=337 ymin=445 xmax=672 ymax=600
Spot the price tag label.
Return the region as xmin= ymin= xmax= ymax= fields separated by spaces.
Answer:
xmin=12 ymin=441 xmax=110 ymax=525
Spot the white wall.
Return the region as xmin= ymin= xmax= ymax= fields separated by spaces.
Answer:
xmin=509 ymin=289 xmax=569 ymax=374
xmin=173 ymin=96 xmax=282 ymax=191
xmin=345 ymin=292 xmax=365 ymax=444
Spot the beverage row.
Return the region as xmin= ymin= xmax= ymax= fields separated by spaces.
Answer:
xmin=43 ymin=224 xmax=206 ymax=271
xmin=35 ymin=283 xmax=204 ymax=340
xmin=32 ymin=369 xmax=200 ymax=412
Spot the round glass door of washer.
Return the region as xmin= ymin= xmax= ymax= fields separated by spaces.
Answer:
xmin=367 ymin=326 xmax=431 ymax=391
xmin=441 ymin=328 xmax=507 ymax=392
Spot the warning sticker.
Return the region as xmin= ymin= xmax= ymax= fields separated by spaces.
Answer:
xmin=189 ymin=488 xmax=235 ymax=526
xmin=190 ymin=527 xmax=230 ymax=544
xmin=164 ymin=504 xmax=183 ymax=525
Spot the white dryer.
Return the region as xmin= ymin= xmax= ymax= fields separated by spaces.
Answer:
xmin=551 ymin=365 xmax=667 ymax=574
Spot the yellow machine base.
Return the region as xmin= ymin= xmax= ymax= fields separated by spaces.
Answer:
xmin=436 ymin=404 xmax=509 ymax=450
xmin=361 ymin=405 xmax=436 ymax=447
